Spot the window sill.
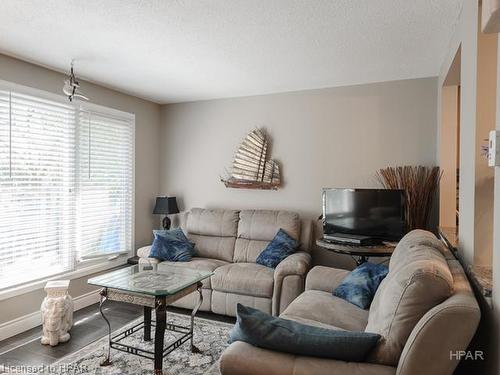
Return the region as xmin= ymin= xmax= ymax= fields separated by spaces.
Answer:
xmin=0 ymin=256 xmax=128 ymax=301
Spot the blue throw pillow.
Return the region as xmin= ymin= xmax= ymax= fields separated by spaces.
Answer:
xmin=333 ymin=262 xmax=389 ymax=309
xmin=153 ymin=228 xmax=196 ymax=256
xmin=229 ymin=304 xmax=380 ymax=361
xmin=149 ymin=229 xmax=195 ymax=262
xmin=256 ymin=229 xmax=298 ymax=268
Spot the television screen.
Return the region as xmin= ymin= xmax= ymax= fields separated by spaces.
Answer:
xmin=322 ymin=188 xmax=406 ymax=241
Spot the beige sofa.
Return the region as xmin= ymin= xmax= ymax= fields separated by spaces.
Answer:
xmin=220 ymin=230 xmax=480 ymax=375
xmin=137 ymin=208 xmax=313 ymax=316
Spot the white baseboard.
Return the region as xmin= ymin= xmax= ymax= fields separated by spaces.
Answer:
xmin=0 ymin=290 xmax=100 ymax=342
xmin=73 ymin=290 xmax=101 ymax=311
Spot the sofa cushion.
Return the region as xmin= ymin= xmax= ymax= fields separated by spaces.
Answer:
xmin=365 ymin=230 xmax=454 ymax=366
xmin=389 ymin=229 xmax=448 ymax=272
xmin=187 ymin=208 xmax=239 ymax=237
xmin=185 ymin=208 xmax=239 ymax=262
xmin=305 ymin=266 xmax=350 ymax=293
xmin=220 ymin=341 xmax=397 ymax=375
xmin=281 ymin=290 xmax=369 ymax=332
xmin=157 ymin=257 xmax=228 ymax=289
xmin=229 ymin=304 xmax=381 ymax=362
xmin=212 ymin=290 xmax=272 ymax=316
xmin=212 ymin=263 xmax=274 ymax=298
xmin=238 ymin=210 xmax=300 ymax=241
xmin=234 ymin=210 xmax=300 ymax=263
xmin=233 ymin=238 xmax=269 ymax=263
xmin=188 ymin=234 xmax=236 ymax=262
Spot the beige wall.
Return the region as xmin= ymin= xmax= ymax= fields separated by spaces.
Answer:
xmin=160 ymin=77 xmax=438 ymax=266
xmin=438 ymin=2 xmax=499 ymax=374
xmin=0 ymin=54 xmax=161 ymax=324
xmin=439 ymin=85 xmax=459 ymax=228
xmin=475 ymin=18 xmax=497 ymax=266
xmin=438 ymin=1 xmax=478 ymax=267
xmin=493 ymin=35 xmax=500 ymax=375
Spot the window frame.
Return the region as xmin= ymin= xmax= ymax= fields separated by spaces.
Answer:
xmin=0 ymin=79 xmax=136 ymax=301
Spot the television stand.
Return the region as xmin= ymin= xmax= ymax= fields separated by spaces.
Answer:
xmin=316 ymin=238 xmax=398 ymax=266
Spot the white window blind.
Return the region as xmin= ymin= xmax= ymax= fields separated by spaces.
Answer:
xmin=77 ymin=111 xmax=133 ymax=260
xmin=0 ymin=91 xmax=76 ymax=288
xmin=0 ymin=84 xmax=134 ymax=290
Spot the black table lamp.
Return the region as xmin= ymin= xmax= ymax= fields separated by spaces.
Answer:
xmin=153 ymin=196 xmax=179 ymax=230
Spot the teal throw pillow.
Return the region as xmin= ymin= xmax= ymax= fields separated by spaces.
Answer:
xmin=229 ymin=304 xmax=380 ymax=361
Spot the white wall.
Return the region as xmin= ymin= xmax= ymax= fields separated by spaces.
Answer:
xmin=160 ymin=78 xmax=438 ymax=265
xmin=0 ymin=54 xmax=161 ymax=325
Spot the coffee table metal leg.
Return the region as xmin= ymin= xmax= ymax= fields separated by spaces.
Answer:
xmin=190 ymin=285 xmax=203 ymax=353
xmin=144 ymin=306 xmax=152 ymax=341
xmin=99 ymin=288 xmax=112 ymax=366
xmin=154 ymin=298 xmax=167 ymax=374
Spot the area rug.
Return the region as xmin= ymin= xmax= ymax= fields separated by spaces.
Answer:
xmin=52 ymin=312 xmax=232 ymax=375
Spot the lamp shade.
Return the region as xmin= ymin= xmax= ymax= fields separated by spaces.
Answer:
xmin=153 ymin=196 xmax=179 ymax=215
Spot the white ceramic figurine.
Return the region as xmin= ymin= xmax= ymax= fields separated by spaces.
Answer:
xmin=41 ymin=280 xmax=74 ymax=346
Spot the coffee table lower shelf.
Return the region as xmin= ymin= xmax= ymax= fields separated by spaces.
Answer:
xmin=98 ymin=282 xmax=203 ymax=374
xmin=108 ymin=319 xmax=198 ymax=361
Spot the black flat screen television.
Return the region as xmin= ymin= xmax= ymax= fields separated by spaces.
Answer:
xmin=322 ymin=188 xmax=406 ymax=241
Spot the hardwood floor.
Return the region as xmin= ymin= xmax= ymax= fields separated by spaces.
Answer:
xmin=0 ymin=301 xmax=234 ymax=368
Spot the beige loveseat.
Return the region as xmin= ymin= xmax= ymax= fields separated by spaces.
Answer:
xmin=220 ymin=230 xmax=480 ymax=375
xmin=137 ymin=208 xmax=313 ymax=316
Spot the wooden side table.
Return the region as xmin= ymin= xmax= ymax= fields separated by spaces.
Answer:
xmin=316 ymin=238 xmax=398 ymax=266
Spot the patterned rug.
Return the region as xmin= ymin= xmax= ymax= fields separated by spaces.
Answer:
xmin=52 ymin=312 xmax=232 ymax=375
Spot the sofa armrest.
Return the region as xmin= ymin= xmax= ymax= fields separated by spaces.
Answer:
xmin=137 ymin=245 xmax=152 ymax=258
xmin=275 ymin=252 xmax=311 ymax=278
xmin=305 ymin=266 xmax=349 ymax=293
xmin=138 ymin=257 xmax=160 ymax=265
xmin=272 ymin=252 xmax=312 ymax=316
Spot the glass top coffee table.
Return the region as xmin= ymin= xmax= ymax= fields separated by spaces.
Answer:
xmin=88 ymin=264 xmax=213 ymax=375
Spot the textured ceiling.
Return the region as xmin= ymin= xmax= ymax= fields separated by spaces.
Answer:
xmin=0 ymin=0 xmax=462 ymax=104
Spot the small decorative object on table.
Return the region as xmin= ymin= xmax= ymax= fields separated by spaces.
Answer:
xmin=153 ymin=196 xmax=179 ymax=229
xmin=41 ymin=280 xmax=73 ymax=346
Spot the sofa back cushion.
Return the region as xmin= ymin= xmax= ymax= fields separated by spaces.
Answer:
xmin=234 ymin=210 xmax=301 ymax=263
xmin=186 ymin=208 xmax=240 ymax=262
xmin=364 ymin=230 xmax=453 ymax=366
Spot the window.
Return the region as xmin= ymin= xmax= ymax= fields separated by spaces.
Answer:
xmin=0 ymin=83 xmax=134 ymax=290
xmin=77 ymin=112 xmax=133 ymax=260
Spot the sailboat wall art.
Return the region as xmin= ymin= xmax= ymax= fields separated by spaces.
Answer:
xmin=221 ymin=128 xmax=282 ymax=190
